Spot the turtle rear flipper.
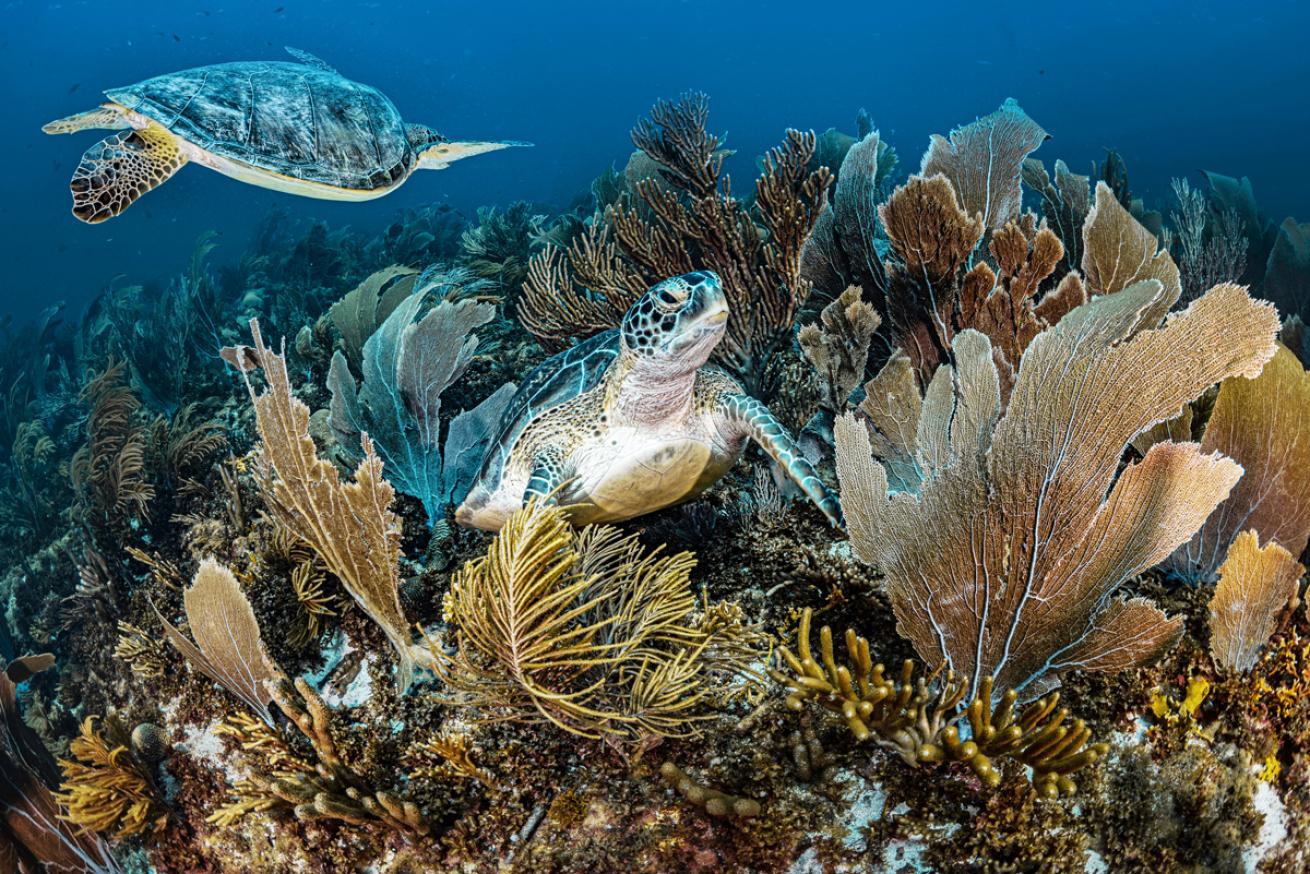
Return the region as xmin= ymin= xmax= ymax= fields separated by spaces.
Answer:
xmin=42 ymin=106 xmax=129 ymax=135
xmin=70 ymin=123 xmax=187 ymax=223
xmin=417 ymin=140 xmax=531 ymax=170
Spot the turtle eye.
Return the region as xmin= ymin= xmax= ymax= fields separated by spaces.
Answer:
xmin=654 ymin=284 xmax=688 ymax=310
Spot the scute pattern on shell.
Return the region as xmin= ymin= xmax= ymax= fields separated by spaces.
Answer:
xmin=474 ymin=329 xmax=621 ymax=493
xmin=106 ymin=61 xmax=412 ymax=190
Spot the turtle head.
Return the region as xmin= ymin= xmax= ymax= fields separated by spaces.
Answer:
xmin=406 ymin=124 xmax=446 ymax=151
xmin=621 ymin=272 xmax=728 ymax=372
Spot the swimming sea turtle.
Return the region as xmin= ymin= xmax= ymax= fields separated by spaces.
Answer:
xmin=43 ymin=47 xmax=527 ymax=223
xmin=455 ymin=271 xmax=843 ymax=531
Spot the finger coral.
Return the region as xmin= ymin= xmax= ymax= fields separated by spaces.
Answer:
xmin=209 ymin=678 xmax=429 ymax=835
xmin=772 ymin=610 xmax=1108 ymax=797
xmin=1208 ymin=530 xmax=1304 ymax=673
xmin=1166 ymin=343 xmax=1310 ymax=582
xmin=428 ymin=500 xmax=765 ymax=741
xmin=240 ymin=320 xmax=419 ymax=692
xmin=658 ymin=762 xmax=761 ymax=818
xmin=836 ymin=280 xmax=1279 ymax=697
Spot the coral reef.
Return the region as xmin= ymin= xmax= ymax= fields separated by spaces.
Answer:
xmin=3 ymin=92 xmax=1309 ymax=873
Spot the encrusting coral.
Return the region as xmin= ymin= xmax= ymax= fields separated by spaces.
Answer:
xmin=835 ymin=280 xmax=1279 ymax=698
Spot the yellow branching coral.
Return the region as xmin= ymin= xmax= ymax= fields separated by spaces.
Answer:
xmin=239 ymin=319 xmax=418 ymax=692
xmin=774 ymin=610 xmax=1108 ymax=798
xmin=428 ymin=500 xmax=766 ymax=742
xmin=1207 ymin=531 xmax=1304 ymax=673
xmin=55 ymin=716 xmax=166 ymax=839
xmin=414 ymin=732 xmax=498 ymax=788
xmin=1167 ymin=343 xmax=1310 ymax=582
xmin=113 ymin=621 xmax=167 ymax=679
xmin=836 ymin=281 xmax=1278 ymax=698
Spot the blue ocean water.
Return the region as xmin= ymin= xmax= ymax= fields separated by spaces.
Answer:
xmin=3 ymin=0 xmax=1307 ymax=323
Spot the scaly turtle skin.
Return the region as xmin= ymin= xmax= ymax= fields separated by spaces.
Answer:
xmin=42 ymin=47 xmax=528 ymax=223
xmin=456 ymin=271 xmax=843 ymax=531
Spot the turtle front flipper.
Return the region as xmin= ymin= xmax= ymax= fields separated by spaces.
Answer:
xmin=523 ymin=446 xmax=570 ymax=506
xmin=42 ymin=106 xmax=130 ymax=134
xmin=721 ymin=394 xmax=844 ymax=528
xmin=69 ymin=123 xmax=188 ymax=223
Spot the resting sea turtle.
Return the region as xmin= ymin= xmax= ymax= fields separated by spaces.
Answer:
xmin=43 ymin=47 xmax=527 ymax=223
xmin=455 ymin=271 xmax=843 ymax=531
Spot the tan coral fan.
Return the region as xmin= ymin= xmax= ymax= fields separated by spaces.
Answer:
xmin=241 ymin=319 xmax=418 ymax=692
xmin=1168 ymin=343 xmax=1310 ymax=581
xmin=1208 ymin=530 xmax=1304 ymax=673
xmin=919 ymin=99 xmax=1048 ymax=232
xmin=836 ymin=281 xmax=1278 ymax=695
xmin=1081 ymin=180 xmax=1181 ymax=323
xmin=155 ymin=558 xmax=281 ymax=722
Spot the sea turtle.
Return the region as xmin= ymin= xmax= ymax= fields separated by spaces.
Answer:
xmin=43 ymin=47 xmax=527 ymax=223
xmin=455 ymin=270 xmax=843 ymax=531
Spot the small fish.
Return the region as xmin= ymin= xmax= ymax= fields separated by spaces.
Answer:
xmin=275 ymin=5 xmax=284 ymax=11
xmin=1039 ymin=68 xmax=1046 ymax=76
xmin=68 ymin=83 xmax=79 ymax=93
xmin=173 ymin=33 xmax=181 ymax=42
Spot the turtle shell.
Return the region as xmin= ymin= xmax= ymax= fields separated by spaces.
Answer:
xmin=473 ymin=329 xmax=621 ymax=492
xmin=105 ymin=61 xmax=413 ymax=191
